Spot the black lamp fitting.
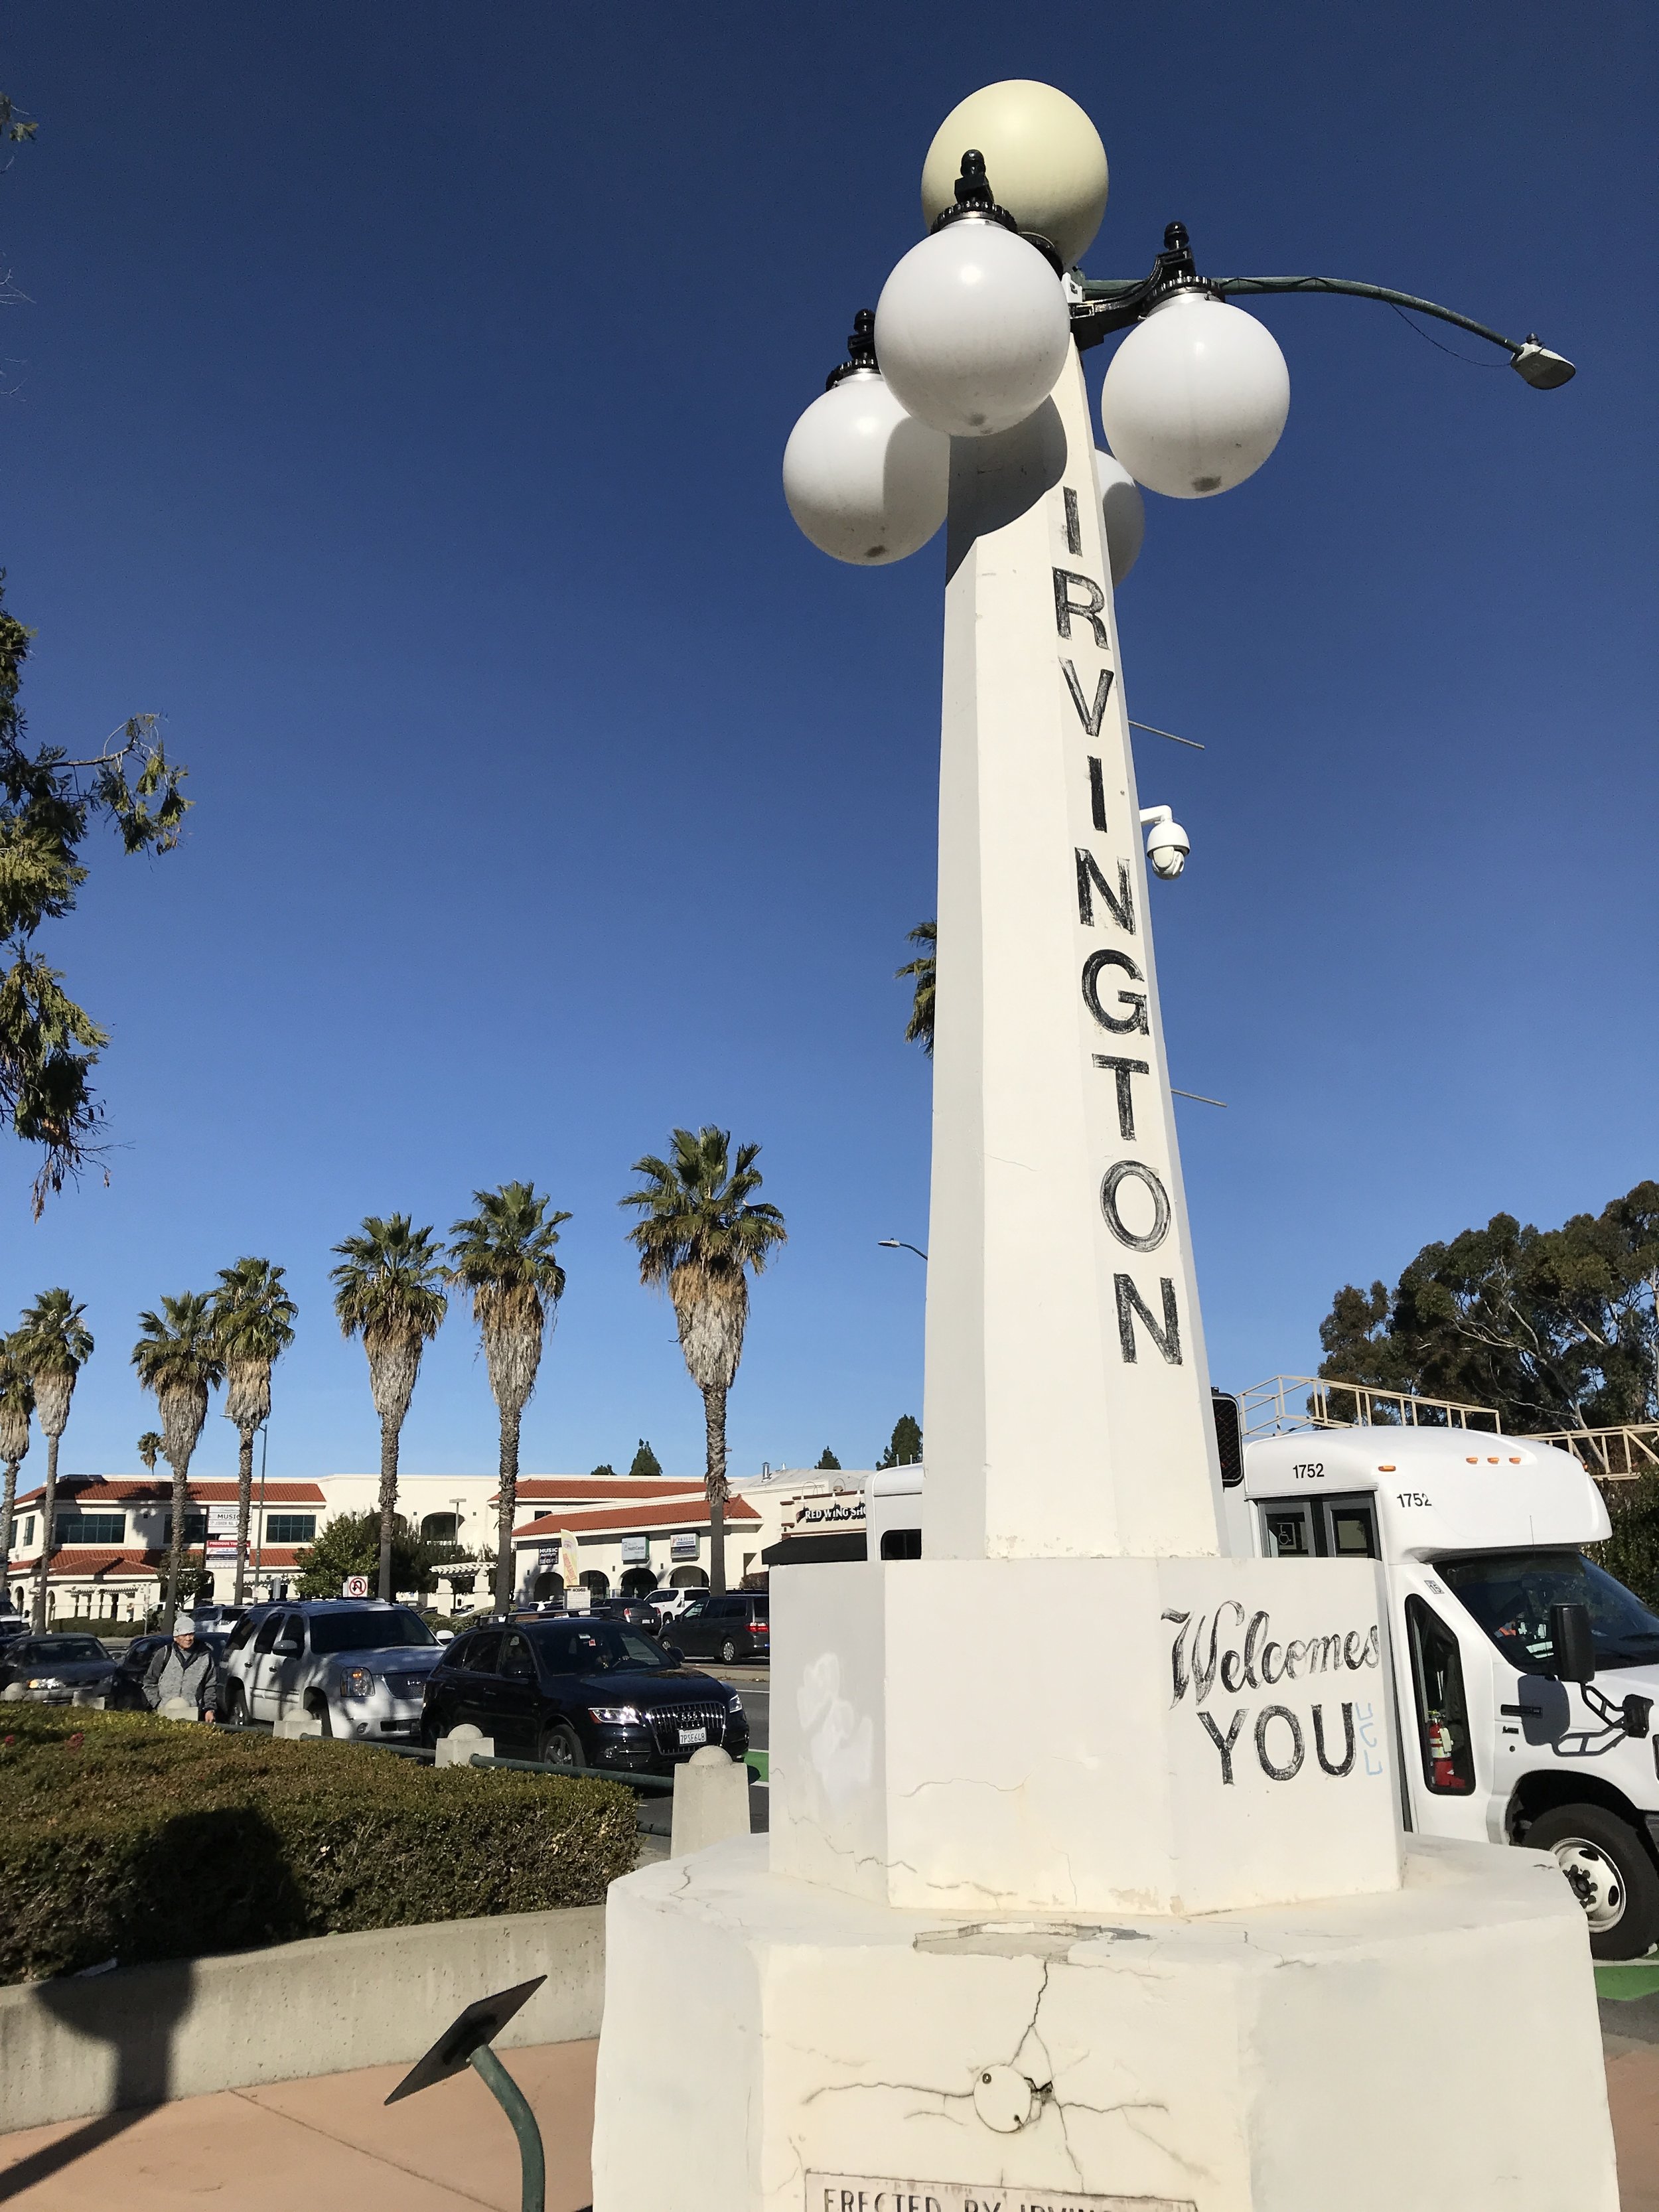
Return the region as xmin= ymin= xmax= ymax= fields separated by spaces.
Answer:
xmin=825 ymin=307 xmax=879 ymax=391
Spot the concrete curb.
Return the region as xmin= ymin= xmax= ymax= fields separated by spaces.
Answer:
xmin=0 ymin=1903 xmax=606 ymax=2134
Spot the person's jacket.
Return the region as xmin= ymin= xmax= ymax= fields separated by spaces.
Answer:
xmin=143 ymin=1640 xmax=219 ymax=1714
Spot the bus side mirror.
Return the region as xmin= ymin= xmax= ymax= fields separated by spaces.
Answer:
xmin=1550 ymin=1601 xmax=1596 ymax=1684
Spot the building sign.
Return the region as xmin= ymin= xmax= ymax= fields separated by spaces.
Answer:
xmin=207 ymin=1505 xmax=240 ymax=1536
xmin=806 ymin=2179 xmax=1192 ymax=2212
xmin=670 ymin=1532 xmax=700 ymax=1561
xmin=620 ymin=1535 xmax=650 ymax=1565
xmin=538 ymin=1546 xmax=559 ymax=1568
xmin=790 ymin=1495 xmax=866 ymax=1534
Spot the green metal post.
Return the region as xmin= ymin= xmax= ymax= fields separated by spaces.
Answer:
xmin=469 ymin=2043 xmax=545 ymax=2212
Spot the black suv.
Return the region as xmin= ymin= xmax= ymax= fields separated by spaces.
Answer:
xmin=421 ymin=1617 xmax=748 ymax=1775
xmin=666 ymin=1591 xmax=769 ymax=1664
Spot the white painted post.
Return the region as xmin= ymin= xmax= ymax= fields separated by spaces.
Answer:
xmin=923 ymin=342 xmax=1222 ymax=1564
xmin=669 ymin=1746 xmax=751 ymax=1857
xmin=435 ymin=1722 xmax=493 ymax=1767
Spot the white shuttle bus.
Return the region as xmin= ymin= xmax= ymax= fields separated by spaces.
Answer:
xmin=1222 ymin=1423 xmax=1659 ymax=1958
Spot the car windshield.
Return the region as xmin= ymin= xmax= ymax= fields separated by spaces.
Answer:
xmin=1441 ymin=1550 xmax=1659 ymax=1672
xmin=529 ymin=1623 xmax=674 ymax=1674
xmin=29 ymin=1638 xmax=106 ymax=1662
xmin=308 ymin=1607 xmax=437 ymax=1655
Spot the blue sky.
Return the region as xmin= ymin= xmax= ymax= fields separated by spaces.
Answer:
xmin=0 ymin=3 xmax=1652 ymax=1487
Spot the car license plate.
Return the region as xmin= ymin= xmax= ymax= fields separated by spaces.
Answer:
xmin=678 ymin=1724 xmax=707 ymax=1746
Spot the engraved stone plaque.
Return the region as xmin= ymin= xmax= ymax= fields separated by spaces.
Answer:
xmin=804 ymin=2178 xmax=1196 ymax=2212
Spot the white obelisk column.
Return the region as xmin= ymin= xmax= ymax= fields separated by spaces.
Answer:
xmin=923 ymin=338 xmax=1222 ymax=1563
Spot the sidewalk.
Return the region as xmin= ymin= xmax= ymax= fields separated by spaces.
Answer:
xmin=3 ymin=2027 xmax=1655 ymax=2207
xmin=0 ymin=2040 xmax=598 ymax=2211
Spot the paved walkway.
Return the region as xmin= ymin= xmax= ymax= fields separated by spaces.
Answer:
xmin=3 ymin=2028 xmax=1656 ymax=2207
xmin=0 ymin=2041 xmax=598 ymax=2211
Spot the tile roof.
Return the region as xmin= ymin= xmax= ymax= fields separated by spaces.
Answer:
xmin=5 ymin=1544 xmax=308 ymax=1579
xmin=513 ymin=1496 xmax=760 ymax=1541
xmin=13 ymin=1479 xmax=326 ymax=1508
xmin=509 ymin=1475 xmax=706 ymax=1505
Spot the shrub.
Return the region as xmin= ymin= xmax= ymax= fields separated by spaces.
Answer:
xmin=0 ymin=1708 xmax=637 ymax=1984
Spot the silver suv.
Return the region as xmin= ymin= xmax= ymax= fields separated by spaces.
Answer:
xmin=221 ymin=1600 xmax=447 ymax=1738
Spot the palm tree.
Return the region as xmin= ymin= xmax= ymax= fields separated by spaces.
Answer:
xmin=620 ymin=1128 xmax=786 ymax=1593
xmin=0 ymin=1337 xmax=33 ymax=1615
xmin=17 ymin=1289 xmax=93 ymax=1628
xmin=137 ymin=1430 xmax=163 ymax=1473
xmin=898 ymin=920 xmax=936 ymax=1055
xmin=210 ymin=1258 xmax=298 ymax=1603
xmin=132 ymin=1293 xmax=224 ymax=1631
xmin=447 ymin=1183 xmax=570 ymax=1614
xmin=330 ymin=1216 xmax=448 ymax=1601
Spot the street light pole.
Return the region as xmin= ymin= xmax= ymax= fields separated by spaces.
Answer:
xmin=592 ymin=79 xmax=1610 ymax=2212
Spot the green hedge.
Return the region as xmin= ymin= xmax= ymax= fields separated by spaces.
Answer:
xmin=0 ymin=1708 xmax=638 ymax=1984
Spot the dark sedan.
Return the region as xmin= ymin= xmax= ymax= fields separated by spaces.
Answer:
xmin=421 ymin=1618 xmax=749 ymax=1775
xmin=0 ymin=1633 xmax=117 ymax=1703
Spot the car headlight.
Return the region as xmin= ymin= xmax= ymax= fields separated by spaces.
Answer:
xmin=340 ymin=1667 xmax=377 ymax=1702
xmin=27 ymin=1676 xmax=64 ymax=1691
xmin=726 ymin=1692 xmax=745 ymax=1712
xmin=587 ymin=1706 xmax=643 ymax=1726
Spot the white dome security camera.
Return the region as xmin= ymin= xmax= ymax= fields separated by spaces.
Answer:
xmin=1139 ymin=804 xmax=1190 ymax=880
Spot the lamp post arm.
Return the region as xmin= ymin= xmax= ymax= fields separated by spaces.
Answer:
xmin=1073 ymin=240 xmax=1574 ymax=386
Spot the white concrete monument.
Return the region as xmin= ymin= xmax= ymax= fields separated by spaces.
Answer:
xmin=591 ymin=82 xmax=1617 ymax=2211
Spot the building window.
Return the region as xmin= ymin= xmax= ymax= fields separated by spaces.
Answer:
xmin=56 ymin=1513 xmax=127 ymax=1546
xmin=421 ymin=1512 xmax=458 ymax=1543
xmin=22 ymin=1516 xmax=35 ymax=1546
xmin=264 ymin=1514 xmax=317 ymax=1544
xmin=161 ymin=1511 xmax=209 ymax=1545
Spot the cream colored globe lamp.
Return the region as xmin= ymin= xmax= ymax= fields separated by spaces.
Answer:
xmin=920 ymin=79 xmax=1109 ymax=269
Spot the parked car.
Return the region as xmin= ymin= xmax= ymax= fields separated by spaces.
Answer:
xmin=0 ymin=1633 xmax=117 ymax=1704
xmin=0 ymin=1613 xmax=29 ymax=1645
xmin=645 ymin=1587 xmax=704 ymax=1628
xmin=585 ymin=1597 xmax=664 ymax=1634
xmin=220 ymin=1599 xmax=445 ymax=1737
xmin=420 ymin=1617 xmax=749 ymax=1775
xmin=665 ymin=1591 xmax=770 ymax=1664
xmin=182 ymin=1605 xmax=248 ymax=1637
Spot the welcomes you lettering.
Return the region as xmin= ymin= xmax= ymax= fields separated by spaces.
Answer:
xmin=1162 ymin=1600 xmax=1384 ymax=1787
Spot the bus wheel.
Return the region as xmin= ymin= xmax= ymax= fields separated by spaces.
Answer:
xmin=1527 ymin=1803 xmax=1659 ymax=1960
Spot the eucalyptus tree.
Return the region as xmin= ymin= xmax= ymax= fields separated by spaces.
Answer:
xmin=0 ymin=1338 xmax=33 ymax=1608
xmin=132 ymin=1293 xmax=224 ymax=1631
xmin=211 ymin=1257 xmax=298 ymax=1603
xmin=447 ymin=1183 xmax=570 ymax=1613
xmin=897 ymin=921 xmax=936 ymax=1056
xmin=331 ymin=1215 xmax=449 ymax=1601
xmin=17 ymin=1288 xmax=92 ymax=1627
xmin=620 ymin=1128 xmax=786 ymax=1593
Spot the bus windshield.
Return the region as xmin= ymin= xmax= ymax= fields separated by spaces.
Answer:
xmin=1441 ymin=1551 xmax=1659 ymax=1674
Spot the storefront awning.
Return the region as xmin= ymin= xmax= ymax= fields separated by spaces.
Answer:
xmin=761 ymin=1532 xmax=867 ymax=1568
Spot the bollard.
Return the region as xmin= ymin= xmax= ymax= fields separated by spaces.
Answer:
xmin=670 ymin=1745 xmax=751 ymax=1857
xmin=271 ymin=1712 xmax=323 ymax=1739
xmin=436 ymin=1723 xmax=494 ymax=1768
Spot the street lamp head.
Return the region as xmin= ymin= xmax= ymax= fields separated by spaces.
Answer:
xmin=875 ymin=158 xmax=1070 ymax=439
xmin=1100 ymin=289 xmax=1290 ymax=499
xmin=1094 ymin=448 xmax=1146 ymax=583
xmin=1511 ymin=337 xmax=1576 ymax=390
xmin=782 ymin=310 xmax=949 ymax=565
xmin=921 ymin=80 xmax=1109 ymax=269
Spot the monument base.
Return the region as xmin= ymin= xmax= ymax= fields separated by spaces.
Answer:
xmin=589 ymin=1832 xmax=1615 ymax=2211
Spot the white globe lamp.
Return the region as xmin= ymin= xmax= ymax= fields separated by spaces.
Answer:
xmin=1100 ymin=291 xmax=1289 ymax=499
xmin=876 ymin=154 xmax=1070 ymax=440
xmin=1095 ymin=448 xmax=1145 ymax=583
xmin=920 ymin=80 xmax=1109 ymax=268
xmin=783 ymin=371 xmax=949 ymax=566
